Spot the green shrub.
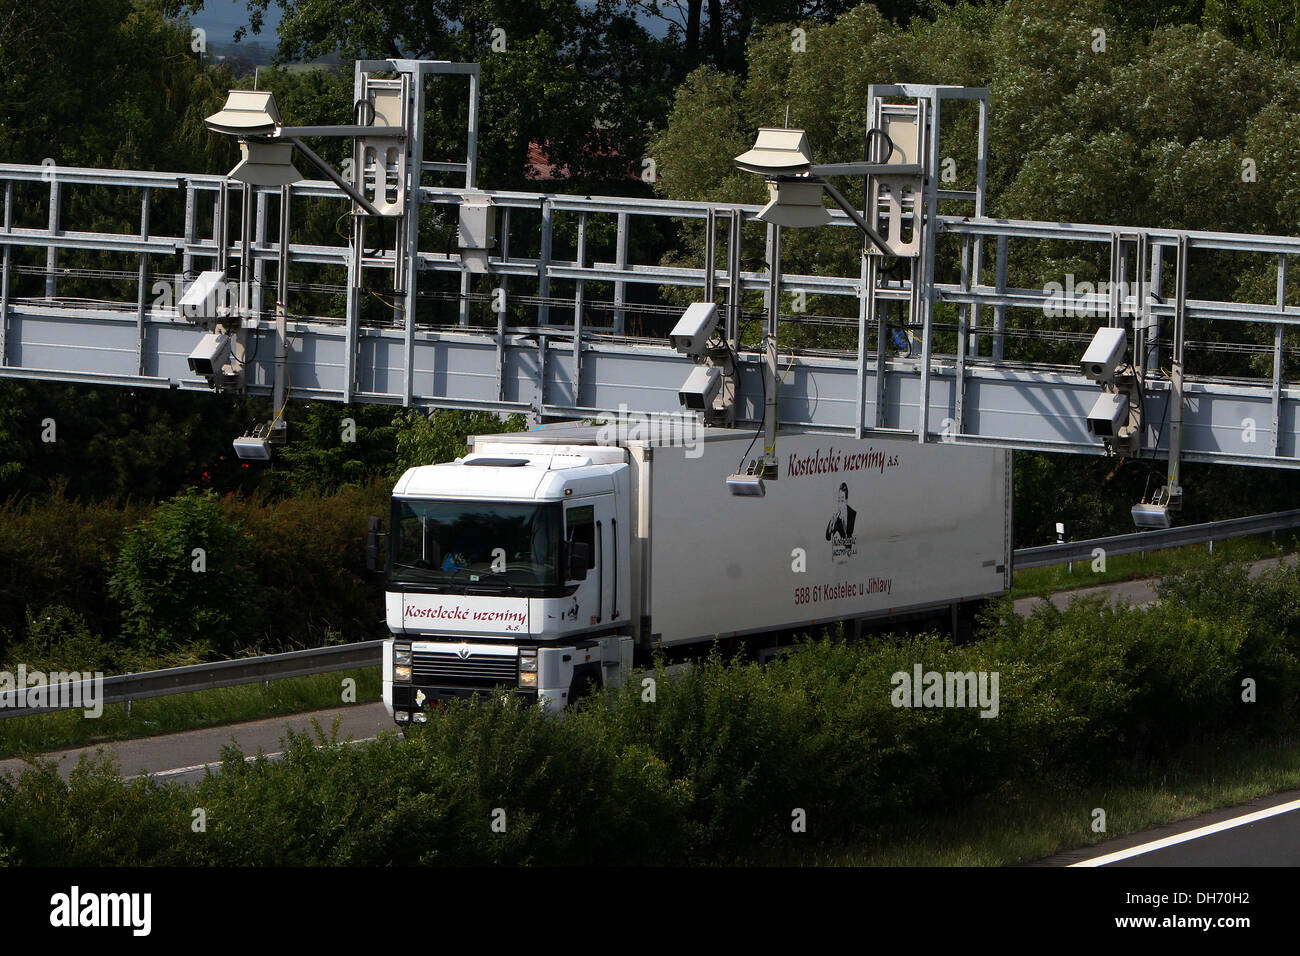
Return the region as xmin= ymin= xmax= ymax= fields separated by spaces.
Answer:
xmin=108 ymin=488 xmax=264 ymax=657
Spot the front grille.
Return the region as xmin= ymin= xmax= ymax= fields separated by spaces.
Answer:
xmin=412 ymin=649 xmax=517 ymax=688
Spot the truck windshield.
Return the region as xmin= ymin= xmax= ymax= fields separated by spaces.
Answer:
xmin=389 ymin=499 xmax=562 ymax=591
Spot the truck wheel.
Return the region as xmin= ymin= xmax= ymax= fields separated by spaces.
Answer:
xmin=567 ymin=671 xmax=601 ymax=710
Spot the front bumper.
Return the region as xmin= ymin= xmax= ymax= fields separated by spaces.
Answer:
xmin=390 ymin=682 xmax=537 ymax=712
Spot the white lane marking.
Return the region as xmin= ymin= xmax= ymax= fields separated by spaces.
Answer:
xmin=1069 ymin=795 xmax=1300 ymax=866
xmin=125 ymin=735 xmax=379 ymax=781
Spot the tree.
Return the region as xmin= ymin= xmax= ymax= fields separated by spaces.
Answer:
xmin=167 ymin=0 xmax=677 ymax=191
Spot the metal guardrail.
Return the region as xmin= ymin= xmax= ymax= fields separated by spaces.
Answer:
xmin=4 ymin=509 xmax=1299 ymax=719
xmin=0 ymin=640 xmax=383 ymax=720
xmin=1012 ymin=508 xmax=1300 ymax=570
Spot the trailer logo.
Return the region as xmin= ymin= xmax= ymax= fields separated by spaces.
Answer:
xmin=825 ymin=482 xmax=858 ymax=564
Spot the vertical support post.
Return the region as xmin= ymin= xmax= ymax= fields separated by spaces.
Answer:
xmin=915 ymin=92 xmax=941 ymax=442
xmin=855 ymin=252 xmax=874 ymax=438
xmin=182 ymin=182 xmax=196 ymax=279
xmin=0 ymin=181 xmax=11 ymax=366
xmin=273 ymin=184 xmax=291 ymax=432
xmin=726 ymin=209 xmax=741 ymax=346
xmin=955 ymin=234 xmax=971 ymax=437
xmin=874 ymin=272 xmax=887 ymax=429
xmin=216 ymin=179 xmax=229 ymax=274
xmin=1149 ymin=243 xmax=1163 ymax=374
xmin=992 ymin=234 xmax=1007 ymax=362
xmin=704 ymin=207 xmax=716 ymax=302
xmin=538 ymin=198 xmax=552 ymax=326
xmin=764 ymin=223 xmax=781 ymax=463
xmin=1273 ymin=253 xmax=1287 ymax=456
xmin=45 ymin=178 xmax=61 ymax=299
xmin=466 ymin=68 xmax=479 ymax=189
xmin=253 ymin=189 xmax=268 ymax=315
xmin=343 ymin=209 xmax=362 ymax=402
xmin=614 ymin=212 xmax=628 ymax=334
xmin=239 ymin=183 xmax=253 ymax=317
xmin=402 ymin=65 xmax=426 ymax=409
xmin=969 ymin=94 xmax=989 ymax=359
xmin=496 ymin=207 xmax=509 ymax=401
xmin=1166 ymin=235 xmax=1188 ymax=502
xmin=573 ymin=211 xmax=586 ymax=401
xmin=135 ymin=188 xmax=151 ymax=376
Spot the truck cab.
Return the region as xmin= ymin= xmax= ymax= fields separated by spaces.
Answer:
xmin=382 ymin=443 xmax=634 ymax=723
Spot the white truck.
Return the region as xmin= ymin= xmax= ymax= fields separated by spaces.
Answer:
xmin=377 ymin=424 xmax=1012 ymax=723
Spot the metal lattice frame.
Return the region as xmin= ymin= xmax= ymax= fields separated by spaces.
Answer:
xmin=1 ymin=63 xmax=1300 ymax=472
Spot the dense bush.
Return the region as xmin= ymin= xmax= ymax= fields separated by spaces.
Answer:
xmin=4 ymin=562 xmax=1298 ymax=865
xmin=108 ymin=488 xmax=264 ymax=657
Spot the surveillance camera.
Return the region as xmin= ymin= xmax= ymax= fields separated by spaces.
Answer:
xmin=178 ymin=270 xmax=231 ymax=330
xmin=187 ymin=332 xmax=232 ymax=378
xmin=679 ymin=365 xmax=722 ymax=411
xmin=669 ymin=302 xmax=720 ymax=359
xmin=1086 ymin=390 xmax=1129 ymax=438
xmin=1081 ymin=327 xmax=1127 ymax=384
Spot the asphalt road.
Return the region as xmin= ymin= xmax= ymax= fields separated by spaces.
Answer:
xmin=0 ymin=701 xmax=394 ymax=786
xmin=1038 ymin=787 xmax=1300 ymax=866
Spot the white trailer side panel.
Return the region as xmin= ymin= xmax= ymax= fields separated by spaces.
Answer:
xmin=644 ymin=431 xmax=1010 ymax=646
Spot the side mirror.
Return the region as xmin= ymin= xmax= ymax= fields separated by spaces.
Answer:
xmin=365 ymin=516 xmax=388 ymax=574
xmin=568 ymin=541 xmax=590 ymax=581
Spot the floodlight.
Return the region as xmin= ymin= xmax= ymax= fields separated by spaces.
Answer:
xmin=757 ymin=180 xmax=832 ymax=229
xmin=1131 ymin=502 xmax=1172 ymax=530
xmin=726 ymin=473 xmax=766 ymax=497
xmin=228 ymin=141 xmax=303 ymax=187
xmin=205 ymin=90 xmax=283 ymax=137
xmin=734 ymin=128 xmax=816 ymax=175
xmin=233 ymin=434 xmax=272 ymax=461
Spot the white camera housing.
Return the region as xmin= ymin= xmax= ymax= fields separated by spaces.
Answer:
xmin=1086 ymin=390 xmax=1130 ymax=438
xmin=187 ymin=332 xmax=232 ymax=378
xmin=178 ymin=270 xmax=232 ymax=330
xmin=679 ymin=365 xmax=722 ymax=411
xmin=669 ymin=302 xmax=720 ymax=359
xmin=1081 ymin=327 xmax=1128 ymax=384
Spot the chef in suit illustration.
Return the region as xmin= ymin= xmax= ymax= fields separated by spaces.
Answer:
xmin=826 ymin=482 xmax=857 ymax=541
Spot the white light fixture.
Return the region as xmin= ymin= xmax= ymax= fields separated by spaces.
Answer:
xmin=228 ymin=141 xmax=303 ymax=186
xmin=1131 ymin=502 xmax=1171 ymax=530
xmin=757 ymin=180 xmax=832 ymax=229
xmin=734 ymin=128 xmax=816 ymax=175
xmin=205 ymin=90 xmax=283 ymax=136
xmin=232 ymin=434 xmax=272 ymax=461
xmin=726 ymin=473 xmax=766 ymax=497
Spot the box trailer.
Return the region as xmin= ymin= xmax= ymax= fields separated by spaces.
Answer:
xmin=378 ymin=423 xmax=1011 ymax=722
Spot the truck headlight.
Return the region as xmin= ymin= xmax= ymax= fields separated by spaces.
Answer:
xmin=518 ymin=649 xmax=537 ymax=688
xmin=394 ymin=665 xmax=412 ymax=682
xmin=395 ymin=647 xmax=412 ymax=667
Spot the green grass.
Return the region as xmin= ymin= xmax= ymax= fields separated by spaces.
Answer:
xmin=775 ymin=730 xmax=1300 ymax=866
xmin=0 ymin=666 xmax=381 ymax=759
xmin=1010 ymin=530 xmax=1300 ymax=600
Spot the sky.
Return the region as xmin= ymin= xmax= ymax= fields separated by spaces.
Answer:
xmin=187 ymin=0 xmax=673 ymax=54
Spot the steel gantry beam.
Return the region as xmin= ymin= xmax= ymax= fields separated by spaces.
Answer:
xmin=1 ymin=61 xmax=1300 ymax=475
